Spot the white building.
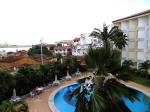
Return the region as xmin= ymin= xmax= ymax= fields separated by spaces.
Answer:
xmin=113 ymin=9 xmax=150 ymax=66
xmin=72 ymin=33 xmax=103 ymax=56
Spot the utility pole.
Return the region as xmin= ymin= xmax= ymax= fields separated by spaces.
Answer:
xmin=40 ymin=38 xmax=44 ymax=65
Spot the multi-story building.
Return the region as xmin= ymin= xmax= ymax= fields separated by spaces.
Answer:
xmin=113 ymin=9 xmax=150 ymax=66
xmin=54 ymin=40 xmax=73 ymax=56
xmin=72 ymin=33 xmax=103 ymax=56
xmin=54 ymin=46 xmax=72 ymax=56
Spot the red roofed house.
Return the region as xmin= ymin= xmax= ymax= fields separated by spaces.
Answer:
xmin=54 ymin=46 xmax=73 ymax=56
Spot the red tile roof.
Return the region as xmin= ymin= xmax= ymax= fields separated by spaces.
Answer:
xmin=113 ymin=9 xmax=150 ymax=23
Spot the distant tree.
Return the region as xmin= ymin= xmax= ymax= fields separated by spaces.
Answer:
xmin=28 ymin=45 xmax=52 ymax=56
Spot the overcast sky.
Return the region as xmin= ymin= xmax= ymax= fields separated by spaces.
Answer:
xmin=0 ymin=0 xmax=149 ymax=45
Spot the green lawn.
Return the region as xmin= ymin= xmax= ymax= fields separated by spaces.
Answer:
xmin=131 ymin=76 xmax=150 ymax=88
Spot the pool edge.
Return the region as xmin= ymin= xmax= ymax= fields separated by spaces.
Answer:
xmin=48 ymin=82 xmax=150 ymax=112
xmin=48 ymin=83 xmax=77 ymax=112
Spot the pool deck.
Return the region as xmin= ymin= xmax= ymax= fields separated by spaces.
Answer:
xmin=25 ymin=73 xmax=150 ymax=112
xmin=25 ymin=72 xmax=91 ymax=112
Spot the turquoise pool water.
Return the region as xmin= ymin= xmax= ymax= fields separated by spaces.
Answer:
xmin=54 ymin=84 xmax=150 ymax=112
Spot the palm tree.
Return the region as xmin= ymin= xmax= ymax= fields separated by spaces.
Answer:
xmin=68 ymin=76 xmax=138 ymax=112
xmin=138 ymin=60 xmax=150 ymax=79
xmin=68 ymin=48 xmax=139 ymax=112
xmin=90 ymin=24 xmax=127 ymax=50
xmin=116 ymin=60 xmax=136 ymax=81
xmin=121 ymin=60 xmax=134 ymax=69
xmin=0 ymin=100 xmax=28 ymax=112
xmin=85 ymin=48 xmax=121 ymax=76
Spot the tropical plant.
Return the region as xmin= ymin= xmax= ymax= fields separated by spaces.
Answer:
xmin=15 ymin=67 xmax=41 ymax=95
xmin=90 ymin=24 xmax=127 ymax=49
xmin=116 ymin=60 xmax=136 ymax=81
xmin=63 ymin=57 xmax=80 ymax=74
xmin=85 ymin=48 xmax=121 ymax=76
xmin=138 ymin=60 xmax=150 ymax=79
xmin=68 ymin=76 xmax=138 ymax=112
xmin=69 ymin=47 xmax=139 ymax=112
xmin=0 ymin=100 xmax=28 ymax=112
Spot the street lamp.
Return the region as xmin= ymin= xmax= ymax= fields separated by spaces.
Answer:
xmin=40 ymin=38 xmax=44 ymax=65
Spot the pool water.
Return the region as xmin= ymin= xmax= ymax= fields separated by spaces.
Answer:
xmin=54 ymin=84 xmax=150 ymax=112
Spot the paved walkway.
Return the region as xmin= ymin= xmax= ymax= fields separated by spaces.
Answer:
xmin=26 ymin=72 xmax=90 ymax=112
xmin=122 ymin=81 xmax=150 ymax=97
xmin=25 ymin=73 xmax=150 ymax=112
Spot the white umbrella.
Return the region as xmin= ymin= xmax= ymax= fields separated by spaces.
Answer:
xmin=13 ymin=88 xmax=16 ymax=99
xmin=55 ymin=75 xmax=58 ymax=81
xmin=53 ymin=75 xmax=60 ymax=85
xmin=65 ymin=71 xmax=72 ymax=80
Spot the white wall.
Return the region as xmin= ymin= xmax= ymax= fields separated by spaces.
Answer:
xmin=137 ymin=17 xmax=148 ymax=61
xmin=121 ymin=21 xmax=129 ymax=60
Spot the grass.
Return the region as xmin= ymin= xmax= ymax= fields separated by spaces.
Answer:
xmin=131 ymin=76 xmax=150 ymax=88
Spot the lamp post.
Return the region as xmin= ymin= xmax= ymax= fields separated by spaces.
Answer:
xmin=40 ymin=38 xmax=44 ymax=65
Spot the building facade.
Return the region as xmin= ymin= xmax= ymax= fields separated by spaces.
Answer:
xmin=54 ymin=40 xmax=73 ymax=56
xmin=113 ymin=9 xmax=150 ymax=66
xmin=54 ymin=46 xmax=72 ymax=56
xmin=72 ymin=33 xmax=103 ymax=56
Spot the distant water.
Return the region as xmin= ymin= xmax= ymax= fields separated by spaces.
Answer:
xmin=0 ymin=47 xmax=31 ymax=52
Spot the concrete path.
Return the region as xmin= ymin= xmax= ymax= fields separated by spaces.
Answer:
xmin=26 ymin=72 xmax=90 ymax=112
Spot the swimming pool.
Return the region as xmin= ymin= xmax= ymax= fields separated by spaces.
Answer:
xmin=54 ymin=83 xmax=150 ymax=112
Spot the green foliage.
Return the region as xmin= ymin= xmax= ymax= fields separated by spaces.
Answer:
xmin=90 ymin=24 xmax=128 ymax=50
xmin=63 ymin=57 xmax=80 ymax=74
xmin=85 ymin=48 xmax=121 ymax=76
xmin=0 ymin=55 xmax=84 ymax=105
xmin=116 ymin=60 xmax=136 ymax=81
xmin=55 ymin=53 xmax=62 ymax=61
xmin=15 ymin=67 xmax=42 ymax=95
xmin=0 ymin=70 xmax=15 ymax=103
xmin=0 ymin=100 xmax=28 ymax=112
xmin=28 ymin=45 xmax=52 ymax=56
xmin=69 ymin=76 xmax=139 ymax=112
xmin=138 ymin=60 xmax=150 ymax=78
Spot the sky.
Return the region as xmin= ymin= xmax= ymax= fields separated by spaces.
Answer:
xmin=0 ymin=0 xmax=150 ymax=45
